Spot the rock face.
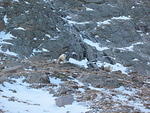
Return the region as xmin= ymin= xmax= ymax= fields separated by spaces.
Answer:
xmin=0 ymin=0 xmax=150 ymax=75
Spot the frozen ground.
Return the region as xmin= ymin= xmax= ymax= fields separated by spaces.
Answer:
xmin=0 ymin=31 xmax=18 ymax=57
xmin=1 ymin=76 xmax=149 ymax=113
xmin=0 ymin=59 xmax=150 ymax=113
xmin=0 ymin=77 xmax=89 ymax=113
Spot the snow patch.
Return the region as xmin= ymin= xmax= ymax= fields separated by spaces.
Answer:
xmin=107 ymin=4 xmax=116 ymax=7
xmin=97 ymin=20 xmax=111 ymax=26
xmin=131 ymin=6 xmax=135 ymax=9
xmin=33 ymin=49 xmax=43 ymax=53
xmin=43 ymin=0 xmax=53 ymax=3
xmin=117 ymin=42 xmax=144 ymax=51
xmin=137 ymin=30 xmax=142 ymax=33
xmin=85 ymin=7 xmax=94 ymax=11
xmin=63 ymin=17 xmax=90 ymax=25
xmin=106 ymin=40 xmax=111 ymax=42
xmin=14 ymin=27 xmax=26 ymax=30
xmin=97 ymin=16 xmax=131 ymax=26
xmin=115 ymin=86 xmax=137 ymax=95
xmin=0 ymin=49 xmax=18 ymax=57
xmin=49 ymin=35 xmax=59 ymax=40
xmin=89 ymin=85 xmax=149 ymax=113
xmin=42 ymin=48 xmax=49 ymax=52
xmin=13 ymin=0 xmax=19 ymax=2
xmin=0 ymin=31 xmax=18 ymax=57
xmin=0 ymin=31 xmax=15 ymax=40
xmin=83 ymin=39 xmax=109 ymax=51
xmin=112 ymin=87 xmax=150 ymax=113
xmin=96 ymin=61 xmax=128 ymax=74
xmin=67 ymin=20 xmax=90 ymax=25
xmin=33 ymin=38 xmax=37 ymax=40
xmin=3 ymin=15 xmax=8 ymax=24
xmin=0 ymin=77 xmax=89 ymax=113
xmin=45 ymin=34 xmax=51 ymax=38
xmin=132 ymin=58 xmax=139 ymax=61
xmin=65 ymin=16 xmax=72 ymax=19
xmin=69 ymin=58 xmax=88 ymax=68
xmin=25 ymin=1 xmax=30 ymax=4
xmin=33 ymin=48 xmax=49 ymax=53
xmin=25 ymin=10 xmax=29 ymax=13
xmin=112 ymin=16 xmax=131 ymax=20
xmin=49 ymin=77 xmax=63 ymax=86
xmin=71 ymin=77 xmax=85 ymax=87
xmin=0 ymin=41 xmax=13 ymax=45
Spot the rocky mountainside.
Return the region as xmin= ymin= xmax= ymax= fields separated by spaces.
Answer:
xmin=0 ymin=0 xmax=150 ymax=75
xmin=0 ymin=0 xmax=150 ymax=113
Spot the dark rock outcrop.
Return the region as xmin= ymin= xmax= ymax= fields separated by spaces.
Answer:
xmin=0 ymin=0 xmax=149 ymax=75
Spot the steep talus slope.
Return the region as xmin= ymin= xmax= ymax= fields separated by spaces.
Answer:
xmin=0 ymin=0 xmax=150 ymax=75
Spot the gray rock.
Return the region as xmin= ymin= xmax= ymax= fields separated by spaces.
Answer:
xmin=81 ymin=74 xmax=123 ymax=88
xmin=55 ymin=95 xmax=74 ymax=107
xmin=0 ymin=19 xmax=5 ymax=31
xmin=2 ymin=65 xmax=23 ymax=73
xmin=26 ymin=73 xmax=50 ymax=84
